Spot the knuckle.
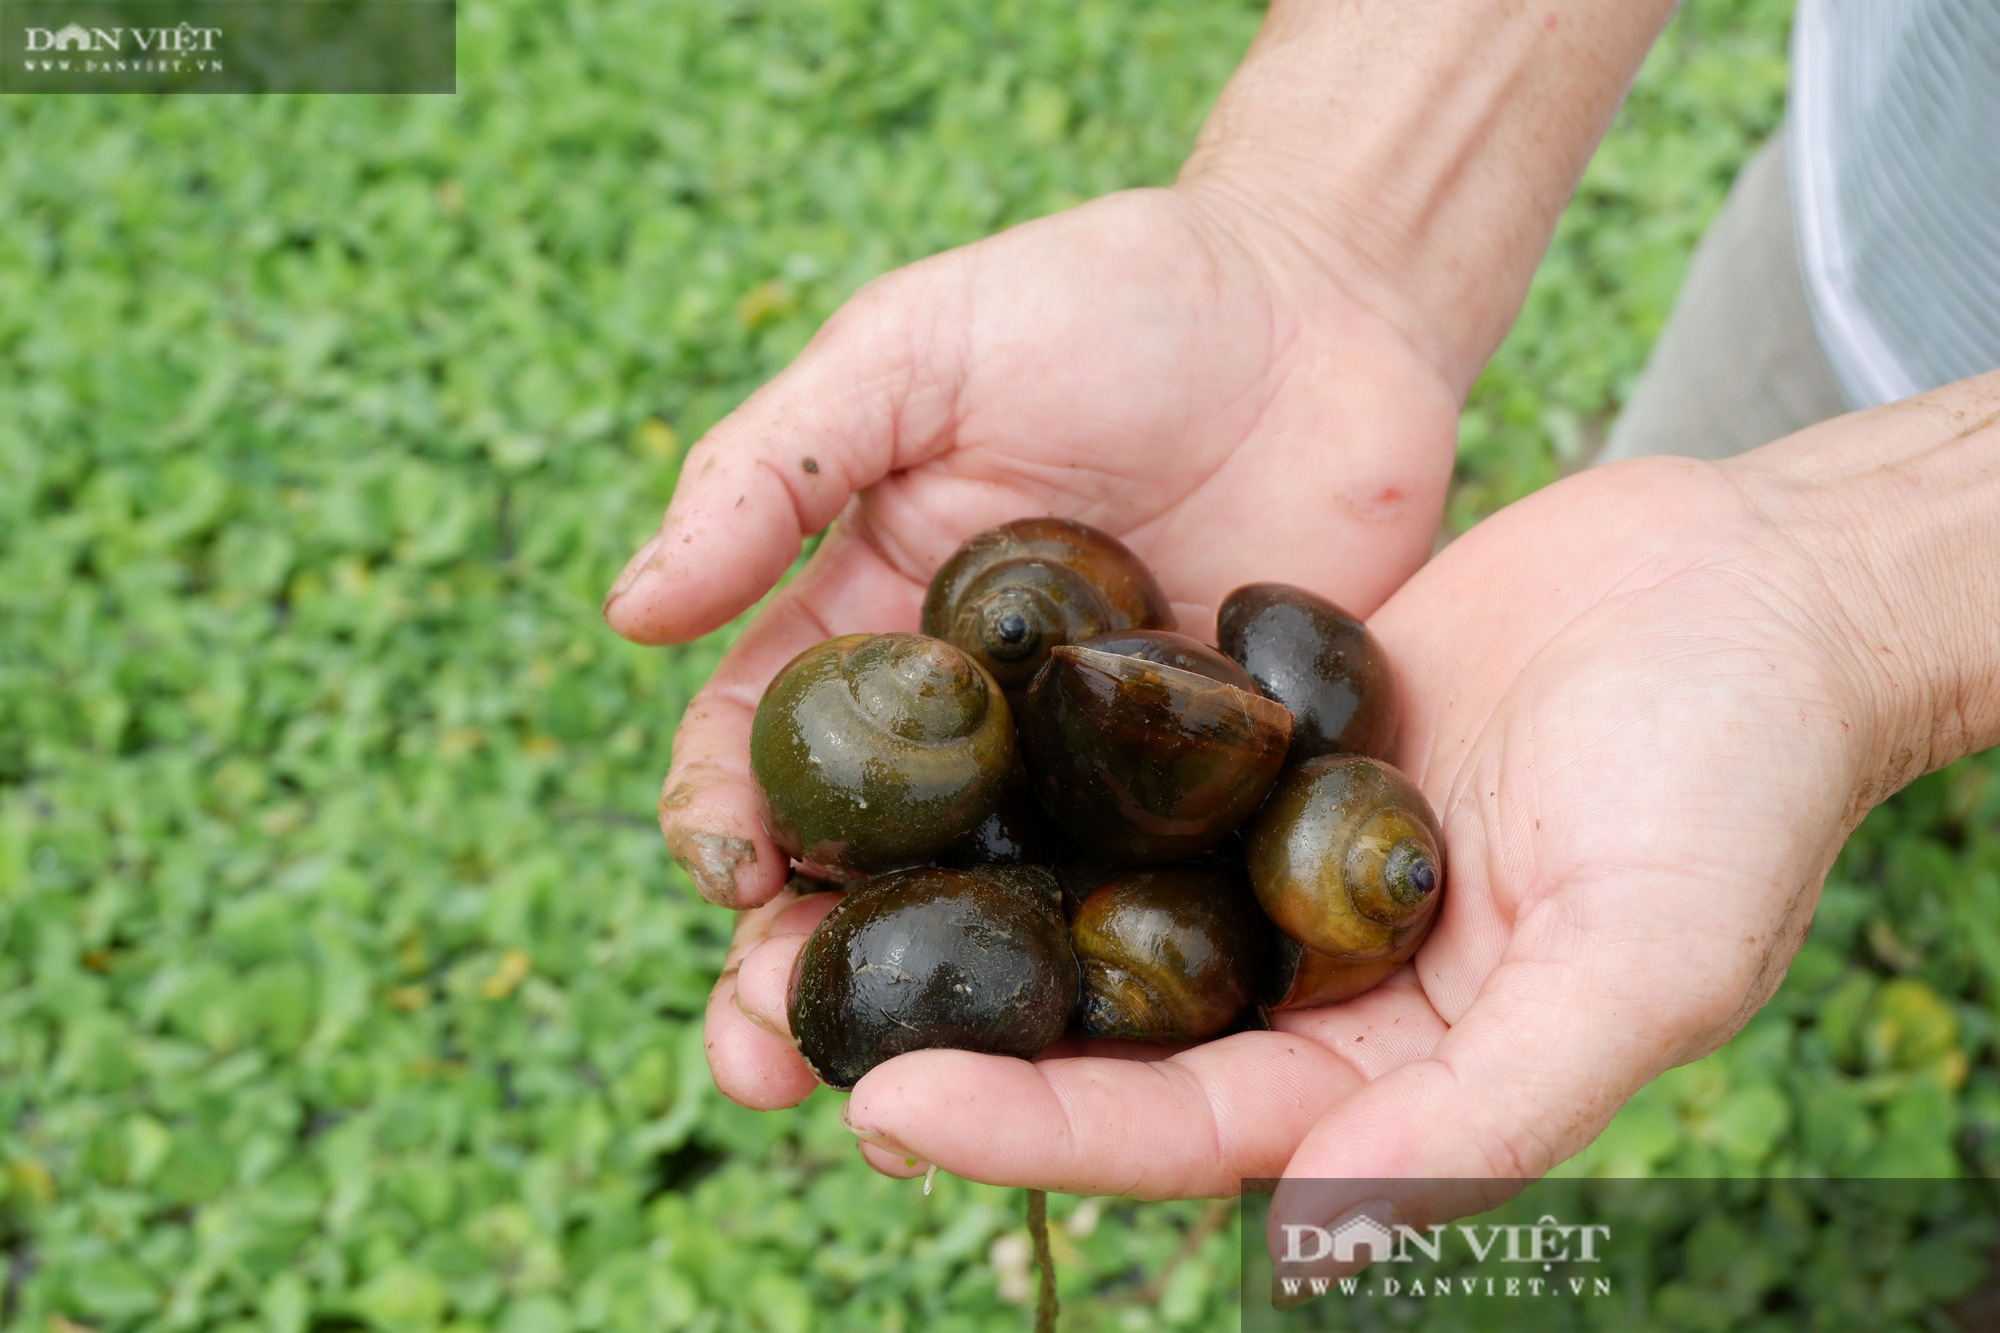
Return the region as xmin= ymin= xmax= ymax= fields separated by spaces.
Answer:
xmin=1473 ymin=1119 xmax=1558 ymax=1180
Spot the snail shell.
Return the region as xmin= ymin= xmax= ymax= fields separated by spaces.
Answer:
xmin=921 ymin=517 xmax=1176 ymax=693
xmin=750 ymin=633 xmax=1015 ymax=875
xmin=787 ymin=864 xmax=1079 ymax=1089
xmin=1070 ymin=863 xmax=1275 ymax=1042
xmin=1018 ymin=635 xmax=1292 ymax=865
xmin=1265 ymin=939 xmax=1416 ymax=1011
xmin=1245 ymin=754 xmax=1443 ymax=960
xmin=1074 ymin=629 xmax=1257 ymax=689
xmin=939 ymin=759 xmax=1068 ymax=869
xmin=1217 ymin=583 xmax=1396 ymax=762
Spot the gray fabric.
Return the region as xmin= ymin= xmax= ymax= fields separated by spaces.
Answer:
xmin=1789 ymin=0 xmax=2000 ymax=407
xmin=1596 ymin=129 xmax=1852 ymax=466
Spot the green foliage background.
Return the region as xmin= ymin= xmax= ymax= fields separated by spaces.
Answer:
xmin=2 ymin=0 xmax=1995 ymax=1328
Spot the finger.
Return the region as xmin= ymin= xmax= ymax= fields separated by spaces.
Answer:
xmin=1263 ymin=1178 xmax=1528 ymax=1306
xmin=705 ymin=974 xmax=817 ymax=1111
xmin=1266 ymin=965 xmax=1451 ymax=1080
xmin=658 ymin=526 xmax=926 ymax=907
xmin=703 ymin=887 xmax=822 ymax=1109
xmin=733 ymin=894 xmax=843 ymax=1039
xmin=845 ymin=1029 xmax=1372 ymax=1200
xmin=604 ymin=273 xmax=963 ymax=644
xmin=857 ymin=1141 xmax=931 ymax=1179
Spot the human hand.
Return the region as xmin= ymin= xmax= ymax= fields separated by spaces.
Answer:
xmin=606 ymin=183 xmax=1460 ymax=904
xmin=603 ymin=0 xmax=1693 ymax=1118
xmin=605 ymin=185 xmax=1460 ymax=1106
xmin=811 ymin=379 xmax=2000 ymax=1197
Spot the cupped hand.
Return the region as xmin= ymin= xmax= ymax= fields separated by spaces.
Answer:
xmin=815 ymin=424 xmax=1904 ymax=1200
xmin=601 ymin=186 xmax=1461 ymax=1109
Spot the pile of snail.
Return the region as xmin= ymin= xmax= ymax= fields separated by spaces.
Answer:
xmin=748 ymin=518 xmax=1443 ymax=1089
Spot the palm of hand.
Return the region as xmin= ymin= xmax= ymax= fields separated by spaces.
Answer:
xmin=827 ymin=457 xmax=1869 ymax=1200
xmin=610 ymin=187 xmax=1457 ymax=662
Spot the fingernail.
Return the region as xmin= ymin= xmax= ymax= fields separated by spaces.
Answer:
xmin=842 ymin=1106 xmax=922 ymax=1160
xmin=665 ymin=825 xmax=756 ymax=908
xmin=840 ymin=1103 xmax=886 ymax=1142
xmin=602 ymin=530 xmax=665 ymax=615
xmin=1340 ymin=1196 xmax=1407 ymax=1231
xmin=733 ymin=991 xmax=791 ymax=1043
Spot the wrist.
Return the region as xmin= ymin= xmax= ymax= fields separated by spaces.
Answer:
xmin=1177 ymin=0 xmax=1676 ymax=395
xmin=1726 ymin=378 xmax=2000 ymax=816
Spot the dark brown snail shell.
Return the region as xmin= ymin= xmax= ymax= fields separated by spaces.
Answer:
xmin=1070 ymin=863 xmax=1276 ymax=1042
xmin=1245 ymin=754 xmax=1443 ymax=961
xmin=1076 ymin=629 xmax=1258 ymax=690
xmin=750 ymin=633 xmax=1015 ymax=875
xmin=787 ymin=864 xmax=1080 ymax=1089
xmin=921 ymin=517 xmax=1176 ymax=694
xmin=1018 ymin=635 xmax=1293 ymax=865
xmin=1265 ymin=938 xmax=1416 ymax=1011
xmin=1217 ymin=583 xmax=1396 ymax=762
xmin=939 ymin=760 xmax=1068 ymax=869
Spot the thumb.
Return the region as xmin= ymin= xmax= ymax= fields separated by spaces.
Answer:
xmin=603 ymin=272 xmax=964 ymax=644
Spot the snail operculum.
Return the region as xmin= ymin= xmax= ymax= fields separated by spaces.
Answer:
xmin=1072 ymin=629 xmax=1257 ymax=688
xmin=750 ymin=632 xmax=1016 ymax=875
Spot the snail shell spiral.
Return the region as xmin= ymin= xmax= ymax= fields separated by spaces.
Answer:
xmin=750 ymin=633 xmax=1015 ymax=875
xmin=921 ymin=517 xmax=1175 ymax=693
xmin=1245 ymin=753 xmax=1443 ymax=961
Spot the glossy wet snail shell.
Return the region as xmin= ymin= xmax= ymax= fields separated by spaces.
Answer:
xmin=1069 ymin=863 xmax=1275 ymax=1042
xmin=1217 ymin=583 xmax=1397 ymax=762
xmin=1245 ymin=753 xmax=1443 ymax=961
xmin=749 ymin=633 xmax=1015 ymax=875
xmin=1018 ymin=633 xmax=1293 ymax=865
xmin=921 ymin=517 xmax=1176 ymax=693
xmin=787 ymin=864 xmax=1079 ymax=1089
xmin=1265 ymin=938 xmax=1417 ymax=1011
xmin=939 ymin=758 xmax=1068 ymax=869
xmin=1076 ymin=628 xmax=1256 ymax=689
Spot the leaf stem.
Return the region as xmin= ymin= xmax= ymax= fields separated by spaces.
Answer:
xmin=1028 ymin=1188 xmax=1058 ymax=1333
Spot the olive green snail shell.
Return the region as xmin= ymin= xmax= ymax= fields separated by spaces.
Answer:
xmin=1245 ymin=753 xmax=1444 ymax=966
xmin=786 ymin=864 xmax=1079 ymax=1089
xmin=1069 ymin=862 xmax=1275 ymax=1042
xmin=749 ymin=633 xmax=1015 ymax=876
xmin=921 ymin=517 xmax=1176 ymax=694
